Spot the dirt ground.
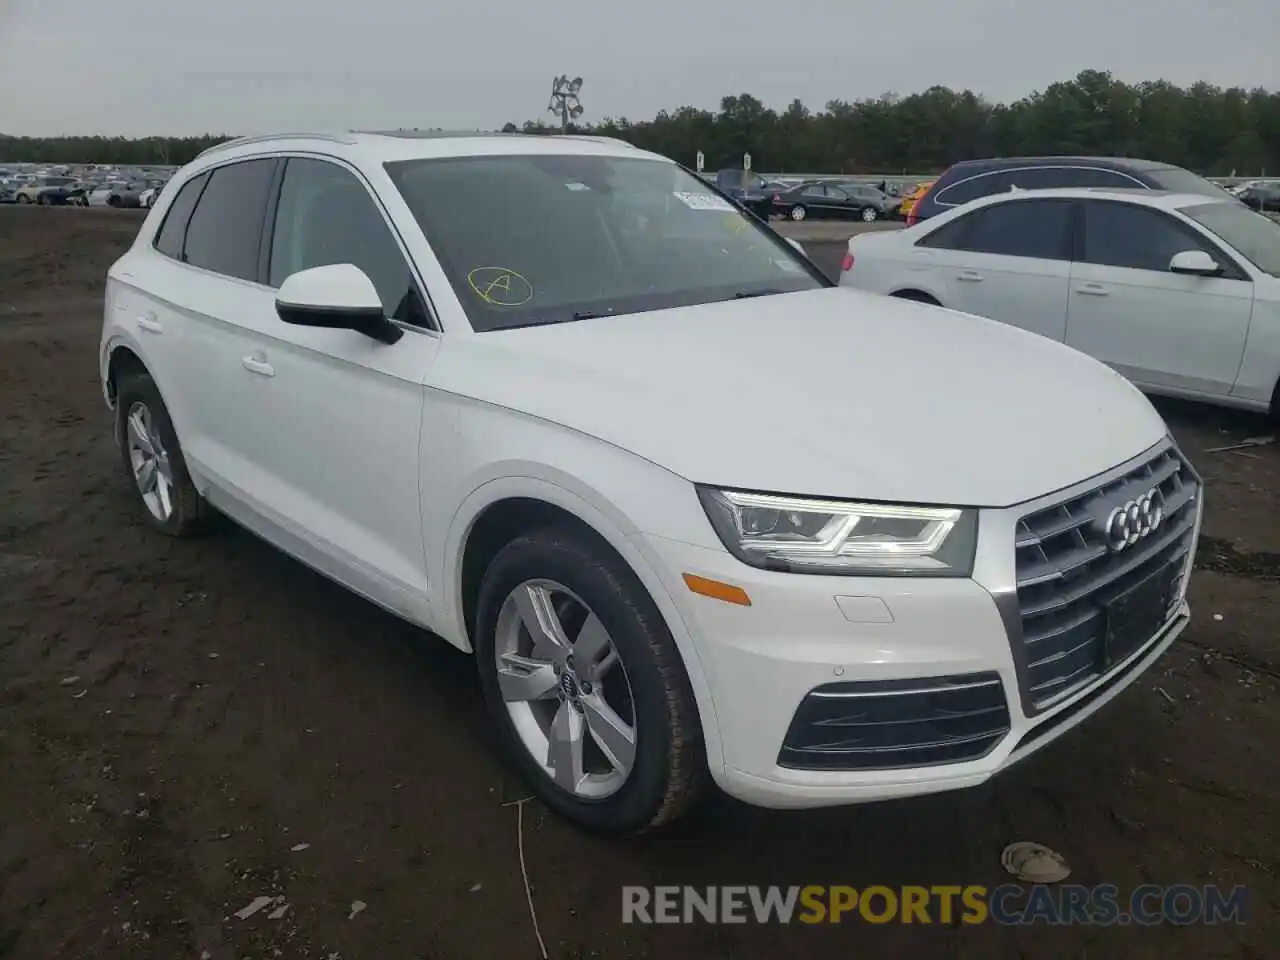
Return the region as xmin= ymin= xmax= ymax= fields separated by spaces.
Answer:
xmin=0 ymin=206 xmax=1276 ymax=959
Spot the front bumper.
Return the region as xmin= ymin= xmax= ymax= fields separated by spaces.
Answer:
xmin=642 ymin=442 xmax=1202 ymax=809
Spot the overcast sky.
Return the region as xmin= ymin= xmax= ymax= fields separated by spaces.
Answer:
xmin=1 ymin=0 xmax=1275 ymax=137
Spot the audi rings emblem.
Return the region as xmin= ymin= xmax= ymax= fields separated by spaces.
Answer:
xmin=1103 ymin=488 xmax=1164 ymax=551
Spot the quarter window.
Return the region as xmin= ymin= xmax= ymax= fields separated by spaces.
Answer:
xmin=268 ymin=158 xmax=429 ymax=326
xmin=182 ymin=159 xmax=278 ymax=281
xmin=153 ymin=172 xmax=208 ymax=261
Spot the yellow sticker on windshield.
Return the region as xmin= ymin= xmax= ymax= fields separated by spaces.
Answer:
xmin=467 ymin=267 xmax=533 ymax=306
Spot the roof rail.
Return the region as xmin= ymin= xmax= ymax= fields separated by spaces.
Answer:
xmin=196 ymin=131 xmax=357 ymax=159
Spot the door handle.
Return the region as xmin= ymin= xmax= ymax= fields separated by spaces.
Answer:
xmin=241 ymin=356 xmax=275 ymax=377
xmin=957 ymin=270 xmax=983 ymax=282
xmin=136 ymin=313 xmax=162 ymax=333
xmin=1076 ymin=283 xmax=1109 ymax=296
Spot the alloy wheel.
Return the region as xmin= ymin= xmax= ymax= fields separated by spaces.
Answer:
xmin=125 ymin=401 xmax=175 ymax=522
xmin=790 ymin=206 xmax=806 ymax=221
xmin=862 ymin=207 xmax=878 ymax=222
xmin=494 ymin=579 xmax=637 ymax=799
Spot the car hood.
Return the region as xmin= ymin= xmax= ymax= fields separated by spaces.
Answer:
xmin=435 ymin=288 xmax=1167 ymax=508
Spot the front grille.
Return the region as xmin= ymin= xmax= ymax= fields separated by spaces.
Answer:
xmin=778 ymin=673 xmax=1011 ymax=771
xmin=1013 ymin=445 xmax=1199 ymax=711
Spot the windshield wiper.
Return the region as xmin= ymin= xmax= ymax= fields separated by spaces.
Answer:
xmin=572 ymin=310 xmax=615 ymax=321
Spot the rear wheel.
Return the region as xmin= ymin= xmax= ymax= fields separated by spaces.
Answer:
xmin=108 ymin=195 xmax=121 ymax=208
xmin=789 ymin=205 xmax=807 ymax=221
xmin=17 ymin=194 xmax=30 ymax=205
xmin=860 ymin=206 xmax=878 ymax=222
xmin=474 ymin=527 xmax=707 ymax=835
xmin=115 ymin=373 xmax=215 ymax=538
xmin=891 ymin=290 xmax=941 ymax=306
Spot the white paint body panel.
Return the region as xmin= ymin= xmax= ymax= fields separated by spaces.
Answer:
xmin=100 ymin=136 xmax=1199 ymax=810
xmin=842 ymin=188 xmax=1280 ymax=415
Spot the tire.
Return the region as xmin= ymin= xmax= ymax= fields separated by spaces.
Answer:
xmin=789 ymin=205 xmax=807 ymax=221
xmin=860 ymin=206 xmax=878 ymax=222
xmin=37 ymin=194 xmax=47 ymax=206
xmin=108 ymin=195 xmax=121 ymax=208
xmin=474 ymin=527 xmax=707 ymax=835
xmin=17 ymin=194 xmax=30 ymax=204
xmin=114 ymin=373 xmax=215 ymax=538
xmin=891 ymin=290 xmax=941 ymax=306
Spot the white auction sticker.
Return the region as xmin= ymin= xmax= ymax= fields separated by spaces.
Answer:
xmin=673 ymin=191 xmax=736 ymax=212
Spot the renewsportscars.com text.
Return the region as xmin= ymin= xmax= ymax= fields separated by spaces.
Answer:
xmin=621 ymin=884 xmax=1248 ymax=926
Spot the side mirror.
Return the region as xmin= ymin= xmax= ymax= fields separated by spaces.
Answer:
xmin=1168 ymin=249 xmax=1222 ymax=277
xmin=275 ymin=264 xmax=402 ymax=344
xmin=785 ymin=237 xmax=806 ymax=255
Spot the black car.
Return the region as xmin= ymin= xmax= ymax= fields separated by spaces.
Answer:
xmin=908 ymin=156 xmax=1235 ymax=224
xmin=1237 ymin=183 xmax=1280 ymax=214
xmin=771 ymin=180 xmax=899 ymax=222
xmin=712 ymin=168 xmax=775 ymax=218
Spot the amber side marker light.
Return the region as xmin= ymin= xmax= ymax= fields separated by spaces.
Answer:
xmin=682 ymin=573 xmax=752 ymax=607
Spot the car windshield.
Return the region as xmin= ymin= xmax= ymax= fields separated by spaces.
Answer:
xmin=1149 ymin=167 xmax=1236 ymax=200
xmin=385 ymin=153 xmax=824 ymax=331
xmin=1182 ymin=201 xmax=1280 ymax=277
xmin=41 ymin=177 xmax=74 ymax=186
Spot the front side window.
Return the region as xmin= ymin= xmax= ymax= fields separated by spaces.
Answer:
xmin=182 ymin=159 xmax=278 ymax=281
xmin=1080 ymin=201 xmax=1224 ymax=273
xmin=268 ymin=158 xmax=429 ymax=326
xmin=385 ymin=154 xmax=824 ymax=331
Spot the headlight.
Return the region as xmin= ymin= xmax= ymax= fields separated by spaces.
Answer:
xmin=696 ymin=486 xmax=977 ymax=577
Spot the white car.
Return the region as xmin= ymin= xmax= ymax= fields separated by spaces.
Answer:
xmin=841 ymin=188 xmax=1280 ymax=421
xmin=100 ymin=132 xmax=1202 ymax=834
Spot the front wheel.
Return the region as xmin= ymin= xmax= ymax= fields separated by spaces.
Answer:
xmin=860 ymin=206 xmax=879 ymax=222
xmin=16 ymin=194 xmax=30 ymax=204
xmin=789 ymin=205 xmax=807 ymax=221
xmin=474 ymin=528 xmax=707 ymax=835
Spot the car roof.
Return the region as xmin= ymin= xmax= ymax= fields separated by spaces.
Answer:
xmin=946 ymin=156 xmax=1173 ymax=172
xmin=948 ymin=187 xmax=1231 ymax=213
xmin=189 ymin=130 xmax=663 ymax=171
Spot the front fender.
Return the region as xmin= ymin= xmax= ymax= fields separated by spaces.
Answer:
xmin=440 ymin=471 xmax=727 ymax=776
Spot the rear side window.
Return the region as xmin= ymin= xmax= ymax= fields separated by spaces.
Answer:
xmin=153 ymin=172 xmax=208 ymax=260
xmin=934 ymin=170 xmax=1012 ymax=206
xmin=182 ymin=159 xmax=278 ymax=281
xmin=1059 ymin=167 xmax=1143 ymax=189
xmin=919 ymin=199 xmax=1073 ymax=260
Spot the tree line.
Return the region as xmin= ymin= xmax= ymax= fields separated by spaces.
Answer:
xmin=3 ymin=71 xmax=1277 ymax=176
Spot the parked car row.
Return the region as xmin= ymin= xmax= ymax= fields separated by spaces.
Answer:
xmin=1 ymin=166 xmax=172 ymax=208
xmin=102 ymin=131 xmax=1206 ymax=837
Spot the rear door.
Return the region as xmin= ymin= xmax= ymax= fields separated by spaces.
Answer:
xmin=911 ymin=198 xmax=1075 ymax=340
xmin=150 ymin=158 xmax=284 ymax=503
xmin=1066 ymin=200 xmax=1254 ymax=395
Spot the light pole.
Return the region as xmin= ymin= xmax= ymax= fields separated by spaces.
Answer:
xmin=547 ymin=75 xmax=584 ymax=133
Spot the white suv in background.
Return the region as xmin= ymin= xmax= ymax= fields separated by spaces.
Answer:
xmin=101 ymin=132 xmax=1202 ymax=835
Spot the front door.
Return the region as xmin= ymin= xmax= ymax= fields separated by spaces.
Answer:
xmin=246 ymin=156 xmax=441 ymax=618
xmin=1067 ymin=200 xmax=1254 ymax=396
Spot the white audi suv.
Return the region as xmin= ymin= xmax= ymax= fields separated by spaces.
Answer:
xmin=100 ymin=131 xmax=1203 ymax=834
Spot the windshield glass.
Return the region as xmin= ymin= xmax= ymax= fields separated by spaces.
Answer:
xmin=1182 ymin=201 xmax=1280 ymax=276
xmin=385 ymin=154 xmax=824 ymax=331
xmin=41 ymin=176 xmax=74 ymax=186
